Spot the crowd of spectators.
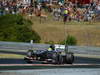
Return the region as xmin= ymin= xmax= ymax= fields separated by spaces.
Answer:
xmin=0 ymin=0 xmax=19 ymax=15
xmin=0 ymin=0 xmax=100 ymax=22
xmin=0 ymin=0 xmax=33 ymax=15
xmin=52 ymin=0 xmax=100 ymax=22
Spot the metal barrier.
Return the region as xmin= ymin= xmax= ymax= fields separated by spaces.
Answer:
xmin=0 ymin=41 xmax=100 ymax=55
xmin=0 ymin=41 xmax=49 ymax=50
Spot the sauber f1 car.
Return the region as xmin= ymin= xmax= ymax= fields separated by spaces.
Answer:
xmin=24 ymin=45 xmax=74 ymax=64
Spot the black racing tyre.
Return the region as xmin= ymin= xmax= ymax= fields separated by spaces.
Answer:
xmin=52 ymin=53 xmax=63 ymax=64
xmin=57 ymin=54 xmax=63 ymax=64
xmin=27 ymin=50 xmax=33 ymax=57
xmin=24 ymin=57 xmax=33 ymax=63
xmin=52 ymin=52 xmax=58 ymax=64
xmin=65 ymin=52 xmax=74 ymax=64
xmin=24 ymin=57 xmax=27 ymax=60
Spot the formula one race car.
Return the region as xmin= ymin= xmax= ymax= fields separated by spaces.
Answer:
xmin=24 ymin=45 xmax=74 ymax=64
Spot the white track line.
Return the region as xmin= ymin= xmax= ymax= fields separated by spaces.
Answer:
xmin=0 ymin=64 xmax=100 ymax=66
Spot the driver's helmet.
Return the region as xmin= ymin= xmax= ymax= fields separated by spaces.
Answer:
xmin=50 ymin=44 xmax=55 ymax=50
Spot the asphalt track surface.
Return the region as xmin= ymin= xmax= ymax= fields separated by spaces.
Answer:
xmin=0 ymin=56 xmax=100 ymax=64
xmin=0 ymin=49 xmax=100 ymax=64
xmin=0 ymin=57 xmax=100 ymax=70
xmin=0 ymin=51 xmax=100 ymax=70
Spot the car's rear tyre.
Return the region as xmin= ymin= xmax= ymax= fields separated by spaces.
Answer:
xmin=65 ymin=52 xmax=74 ymax=64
